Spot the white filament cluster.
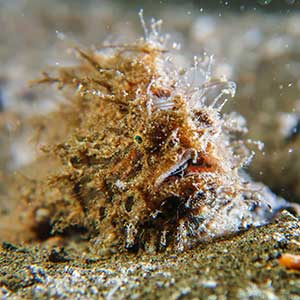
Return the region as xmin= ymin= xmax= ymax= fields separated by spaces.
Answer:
xmin=139 ymin=10 xmax=237 ymax=118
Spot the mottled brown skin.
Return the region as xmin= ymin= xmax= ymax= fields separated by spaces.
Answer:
xmin=2 ymin=38 xmax=286 ymax=254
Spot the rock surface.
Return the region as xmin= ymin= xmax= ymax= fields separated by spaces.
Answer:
xmin=1 ymin=211 xmax=300 ymax=300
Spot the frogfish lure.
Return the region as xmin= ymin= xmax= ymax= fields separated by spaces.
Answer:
xmin=25 ymin=14 xmax=295 ymax=253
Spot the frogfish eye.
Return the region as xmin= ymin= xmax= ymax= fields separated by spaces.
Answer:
xmin=134 ymin=135 xmax=143 ymax=144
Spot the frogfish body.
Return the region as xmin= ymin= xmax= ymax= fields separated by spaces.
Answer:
xmin=17 ymin=17 xmax=293 ymax=253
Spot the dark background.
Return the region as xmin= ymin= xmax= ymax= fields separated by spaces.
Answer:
xmin=48 ymin=0 xmax=300 ymax=16
xmin=98 ymin=0 xmax=300 ymax=13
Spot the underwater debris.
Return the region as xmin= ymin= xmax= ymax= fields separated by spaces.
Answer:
xmin=9 ymin=15 xmax=294 ymax=253
xmin=279 ymin=253 xmax=300 ymax=270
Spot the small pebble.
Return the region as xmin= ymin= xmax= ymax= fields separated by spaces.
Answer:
xmin=279 ymin=253 xmax=300 ymax=270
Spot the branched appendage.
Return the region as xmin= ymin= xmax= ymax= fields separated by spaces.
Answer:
xmin=19 ymin=19 xmax=291 ymax=254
